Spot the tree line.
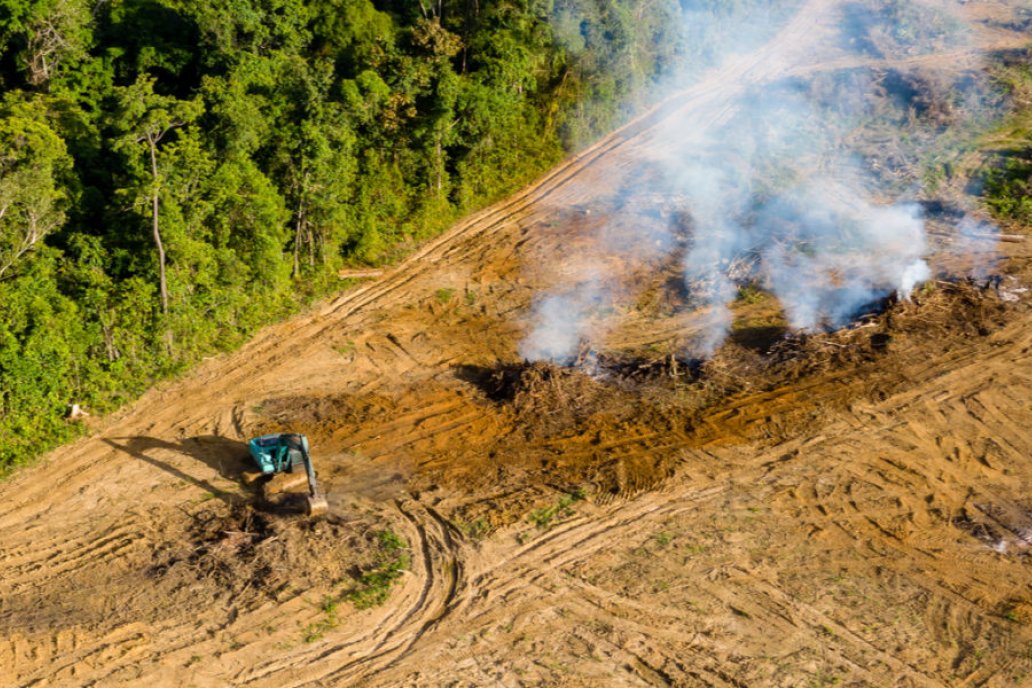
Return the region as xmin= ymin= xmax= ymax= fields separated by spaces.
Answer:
xmin=0 ymin=0 xmax=780 ymax=470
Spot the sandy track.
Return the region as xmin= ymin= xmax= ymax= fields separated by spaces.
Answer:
xmin=3 ymin=1 xmax=1032 ymax=686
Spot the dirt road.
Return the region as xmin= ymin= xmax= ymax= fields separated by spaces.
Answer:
xmin=3 ymin=1 xmax=1032 ymax=686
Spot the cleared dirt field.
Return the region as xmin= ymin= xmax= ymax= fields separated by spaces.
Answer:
xmin=3 ymin=1 xmax=1032 ymax=686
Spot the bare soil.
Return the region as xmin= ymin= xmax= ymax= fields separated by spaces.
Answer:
xmin=4 ymin=1 xmax=1032 ymax=686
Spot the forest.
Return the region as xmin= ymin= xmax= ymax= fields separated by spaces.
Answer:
xmin=0 ymin=0 xmax=786 ymax=469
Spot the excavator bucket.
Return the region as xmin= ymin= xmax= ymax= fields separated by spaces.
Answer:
xmin=306 ymin=494 xmax=329 ymax=517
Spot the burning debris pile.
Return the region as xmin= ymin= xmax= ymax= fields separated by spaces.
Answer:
xmin=481 ymin=352 xmax=703 ymax=436
xmin=595 ymin=352 xmax=700 ymax=382
xmin=486 ymin=277 xmax=1017 ymax=439
xmin=486 ymin=361 xmax=609 ymax=436
xmin=733 ymin=277 xmax=1014 ymax=382
xmin=490 ymin=353 xmax=699 ymax=405
xmin=492 ymin=361 xmax=602 ymax=410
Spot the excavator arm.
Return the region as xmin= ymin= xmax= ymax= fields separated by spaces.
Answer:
xmin=290 ymin=435 xmax=329 ymax=516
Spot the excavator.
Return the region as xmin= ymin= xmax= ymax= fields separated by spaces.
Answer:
xmin=247 ymin=433 xmax=329 ymax=516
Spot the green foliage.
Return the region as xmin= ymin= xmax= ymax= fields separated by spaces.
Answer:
xmin=344 ymin=528 xmax=410 ymax=609
xmin=983 ymin=54 xmax=1032 ymax=226
xmin=527 ymin=488 xmax=586 ymax=530
xmin=0 ymin=96 xmax=73 ymax=281
xmin=735 ymin=284 xmax=765 ymax=304
xmin=0 ymin=251 xmax=88 ymax=467
xmin=334 ymin=339 xmax=356 ymax=356
xmin=458 ymin=517 xmax=489 ymax=541
xmin=300 ymin=527 xmax=409 ymax=641
xmin=0 ymin=0 xmax=786 ymax=472
xmin=302 ymin=594 xmax=340 ymax=642
xmin=985 ymin=157 xmax=1032 ymax=223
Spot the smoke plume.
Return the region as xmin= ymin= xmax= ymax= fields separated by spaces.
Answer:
xmin=521 ymin=0 xmax=1003 ymax=363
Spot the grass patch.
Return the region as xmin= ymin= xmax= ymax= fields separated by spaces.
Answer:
xmin=735 ymin=284 xmax=766 ymax=304
xmin=982 ymin=53 xmax=1032 ymax=226
xmin=303 ymin=596 xmax=340 ymax=643
xmin=435 ymin=287 xmax=456 ymax=304
xmin=527 ymin=488 xmax=586 ymax=530
xmin=300 ymin=528 xmax=410 ymax=642
xmin=344 ymin=529 xmax=410 ymax=610
xmin=458 ymin=517 xmax=489 ymax=541
xmin=334 ymin=340 xmax=357 ymax=357
xmin=985 ymin=157 xmax=1032 ymax=224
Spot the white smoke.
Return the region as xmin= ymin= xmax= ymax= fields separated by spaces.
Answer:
xmin=519 ymin=277 xmax=607 ymax=364
xmin=520 ymin=0 xmax=1001 ymax=363
xmin=755 ymin=180 xmax=931 ymax=329
xmin=950 ymin=215 xmax=1002 ymax=280
xmin=656 ymin=60 xmax=944 ymax=355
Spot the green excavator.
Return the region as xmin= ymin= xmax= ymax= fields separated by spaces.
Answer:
xmin=247 ymin=433 xmax=329 ymax=516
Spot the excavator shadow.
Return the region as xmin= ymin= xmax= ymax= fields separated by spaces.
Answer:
xmin=103 ymin=435 xmax=253 ymax=507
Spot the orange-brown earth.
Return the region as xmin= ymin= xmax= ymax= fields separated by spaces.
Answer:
xmin=3 ymin=1 xmax=1032 ymax=686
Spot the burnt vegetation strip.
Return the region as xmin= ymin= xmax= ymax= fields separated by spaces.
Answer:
xmin=457 ymin=278 xmax=1015 ymax=444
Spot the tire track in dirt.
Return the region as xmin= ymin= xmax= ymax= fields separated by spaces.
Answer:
xmin=349 ymin=479 xmax=731 ymax=686
xmin=226 ymin=500 xmax=463 ymax=687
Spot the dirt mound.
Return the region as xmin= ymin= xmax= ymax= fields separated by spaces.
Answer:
xmin=148 ymin=505 xmax=377 ymax=605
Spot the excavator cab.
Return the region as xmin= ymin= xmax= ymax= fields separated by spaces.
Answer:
xmin=247 ymin=433 xmax=329 ymax=516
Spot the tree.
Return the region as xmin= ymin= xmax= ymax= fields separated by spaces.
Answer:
xmin=188 ymin=0 xmax=311 ymax=62
xmin=261 ymin=56 xmax=357 ymax=276
xmin=0 ymin=97 xmax=73 ymax=281
xmin=113 ymin=75 xmax=202 ymax=315
xmin=23 ymin=0 xmax=92 ymax=86
xmin=285 ymin=114 xmax=357 ymax=275
xmin=411 ymin=18 xmax=462 ymax=199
